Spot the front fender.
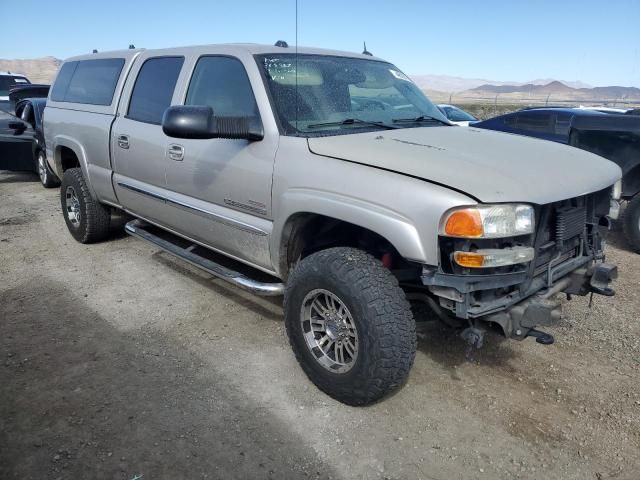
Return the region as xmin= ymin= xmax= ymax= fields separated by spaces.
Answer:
xmin=271 ymin=188 xmax=426 ymax=276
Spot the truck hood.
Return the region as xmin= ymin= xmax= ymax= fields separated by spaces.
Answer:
xmin=307 ymin=126 xmax=622 ymax=204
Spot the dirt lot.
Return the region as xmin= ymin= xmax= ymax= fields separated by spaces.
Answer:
xmin=1 ymin=171 xmax=639 ymax=480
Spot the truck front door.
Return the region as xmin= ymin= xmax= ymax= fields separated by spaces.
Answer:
xmin=163 ymin=55 xmax=278 ymax=271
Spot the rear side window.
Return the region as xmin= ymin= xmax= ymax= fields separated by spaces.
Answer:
xmin=127 ymin=56 xmax=184 ymax=124
xmin=51 ymin=59 xmax=124 ymax=105
xmin=554 ymin=112 xmax=572 ymax=136
xmin=502 ymin=115 xmax=518 ymax=128
xmin=51 ymin=62 xmax=78 ymax=101
xmin=185 ymin=56 xmax=258 ymax=116
xmin=515 ymin=112 xmax=553 ymax=133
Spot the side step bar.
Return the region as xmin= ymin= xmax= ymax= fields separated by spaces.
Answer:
xmin=125 ymin=220 xmax=284 ymax=296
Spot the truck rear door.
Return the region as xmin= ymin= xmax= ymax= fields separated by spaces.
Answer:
xmin=111 ymin=54 xmax=185 ymax=225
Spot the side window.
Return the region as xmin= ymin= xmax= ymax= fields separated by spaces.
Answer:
xmin=554 ymin=112 xmax=572 ymax=136
xmin=503 ymin=115 xmax=519 ymax=128
xmin=515 ymin=112 xmax=553 ymax=133
xmin=64 ymin=59 xmax=125 ymax=105
xmin=185 ymin=56 xmax=258 ymax=116
xmin=50 ymin=61 xmax=78 ymax=101
xmin=127 ymin=56 xmax=184 ymax=125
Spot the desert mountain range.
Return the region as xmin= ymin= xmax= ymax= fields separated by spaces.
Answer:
xmin=0 ymin=57 xmax=61 ymax=84
xmin=1 ymin=56 xmax=638 ymax=103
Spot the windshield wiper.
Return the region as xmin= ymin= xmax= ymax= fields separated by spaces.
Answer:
xmin=392 ymin=115 xmax=449 ymax=126
xmin=306 ymin=118 xmax=399 ymax=130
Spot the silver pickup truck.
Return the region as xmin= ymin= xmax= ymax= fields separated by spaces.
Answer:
xmin=44 ymin=43 xmax=621 ymax=405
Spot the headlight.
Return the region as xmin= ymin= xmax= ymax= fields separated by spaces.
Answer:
xmin=612 ymin=180 xmax=622 ymax=201
xmin=441 ymin=204 xmax=534 ymax=238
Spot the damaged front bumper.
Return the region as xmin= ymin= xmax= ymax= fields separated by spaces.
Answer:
xmin=422 ymin=260 xmax=617 ymax=343
xmin=482 ymin=262 xmax=617 ymax=341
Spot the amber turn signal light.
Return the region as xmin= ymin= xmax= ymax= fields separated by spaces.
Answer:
xmin=453 ymin=251 xmax=485 ymax=268
xmin=444 ymin=209 xmax=483 ymax=238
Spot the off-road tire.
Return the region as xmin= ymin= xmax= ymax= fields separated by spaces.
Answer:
xmin=623 ymin=194 xmax=640 ymax=253
xmin=284 ymin=247 xmax=416 ymax=406
xmin=60 ymin=168 xmax=111 ymax=243
xmin=37 ymin=150 xmax=60 ymax=188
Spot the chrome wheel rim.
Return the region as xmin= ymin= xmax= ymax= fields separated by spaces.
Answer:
xmin=38 ymin=153 xmax=47 ymax=184
xmin=65 ymin=186 xmax=81 ymax=227
xmin=300 ymin=289 xmax=359 ymax=373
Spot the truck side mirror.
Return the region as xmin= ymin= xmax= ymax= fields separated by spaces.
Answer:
xmin=162 ymin=105 xmax=264 ymax=141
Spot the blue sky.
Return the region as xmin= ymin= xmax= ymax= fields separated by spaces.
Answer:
xmin=1 ymin=0 xmax=638 ymax=87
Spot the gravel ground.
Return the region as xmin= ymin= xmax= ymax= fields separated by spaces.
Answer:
xmin=1 ymin=171 xmax=639 ymax=480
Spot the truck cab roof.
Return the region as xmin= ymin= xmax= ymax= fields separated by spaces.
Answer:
xmin=64 ymin=43 xmax=386 ymax=63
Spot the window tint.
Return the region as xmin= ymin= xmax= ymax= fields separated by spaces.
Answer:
xmin=554 ymin=112 xmax=572 ymax=136
xmin=503 ymin=115 xmax=518 ymax=128
xmin=515 ymin=112 xmax=552 ymax=133
xmin=127 ymin=56 xmax=184 ymax=124
xmin=63 ymin=59 xmax=125 ymax=105
xmin=186 ymin=57 xmax=257 ymax=116
xmin=51 ymin=61 xmax=78 ymax=101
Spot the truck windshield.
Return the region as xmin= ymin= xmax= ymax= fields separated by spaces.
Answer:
xmin=256 ymin=54 xmax=449 ymax=136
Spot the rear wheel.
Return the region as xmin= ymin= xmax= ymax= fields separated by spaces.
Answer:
xmin=37 ymin=150 xmax=60 ymax=188
xmin=60 ymin=168 xmax=111 ymax=243
xmin=284 ymin=247 xmax=416 ymax=406
xmin=623 ymin=194 xmax=640 ymax=252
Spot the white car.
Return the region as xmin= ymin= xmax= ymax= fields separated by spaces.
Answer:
xmin=438 ymin=103 xmax=480 ymax=127
xmin=437 ymin=104 xmax=479 ymax=126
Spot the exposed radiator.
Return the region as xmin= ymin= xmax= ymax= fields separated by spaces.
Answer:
xmin=555 ymin=206 xmax=586 ymax=242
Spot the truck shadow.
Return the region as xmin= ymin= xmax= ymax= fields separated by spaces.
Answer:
xmin=0 ymin=279 xmax=335 ymax=480
xmin=414 ymin=318 xmax=520 ymax=379
xmin=151 ymin=251 xmax=283 ymax=322
xmin=0 ymin=171 xmax=38 ymax=183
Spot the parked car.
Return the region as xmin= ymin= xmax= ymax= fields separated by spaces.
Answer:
xmin=0 ymin=72 xmax=31 ymax=111
xmin=44 ymin=45 xmax=619 ymax=405
xmin=436 ymin=104 xmax=479 ymax=126
xmin=472 ymin=107 xmax=605 ymax=143
xmin=474 ymin=107 xmax=640 ymax=251
xmin=0 ymin=89 xmax=59 ymax=187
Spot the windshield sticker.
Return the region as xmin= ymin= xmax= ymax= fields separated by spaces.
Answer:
xmin=389 ymin=69 xmax=411 ymax=82
xmin=14 ymin=78 xmax=28 ymax=83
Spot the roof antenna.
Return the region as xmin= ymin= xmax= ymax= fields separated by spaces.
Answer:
xmin=129 ymin=44 xmax=135 ymax=49
xmin=362 ymin=42 xmax=372 ymax=56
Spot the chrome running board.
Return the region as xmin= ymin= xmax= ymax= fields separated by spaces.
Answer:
xmin=125 ymin=220 xmax=284 ymax=296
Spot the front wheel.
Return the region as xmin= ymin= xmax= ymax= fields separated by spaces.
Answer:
xmin=284 ymin=247 xmax=416 ymax=406
xmin=37 ymin=151 xmax=60 ymax=188
xmin=623 ymin=195 xmax=640 ymax=253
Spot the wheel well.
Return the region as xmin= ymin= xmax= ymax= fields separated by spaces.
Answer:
xmin=279 ymin=213 xmax=418 ymax=280
xmin=58 ymin=146 xmax=80 ymax=172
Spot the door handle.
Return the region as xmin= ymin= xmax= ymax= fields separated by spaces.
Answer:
xmin=167 ymin=144 xmax=185 ymax=161
xmin=117 ymin=134 xmax=130 ymax=149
